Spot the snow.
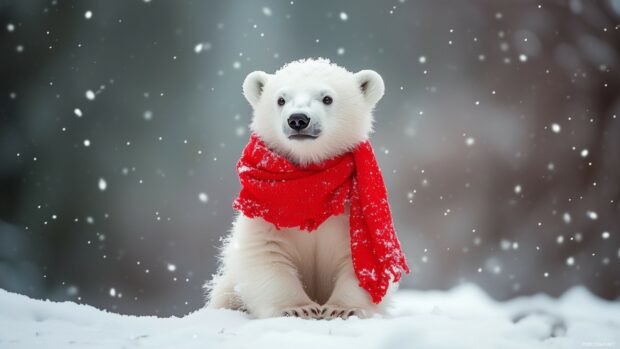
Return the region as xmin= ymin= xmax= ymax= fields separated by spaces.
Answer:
xmin=143 ymin=110 xmax=153 ymax=120
xmin=236 ymin=126 xmax=246 ymax=136
xmin=563 ymin=212 xmax=571 ymax=224
xmin=586 ymin=211 xmax=598 ymax=220
xmin=98 ymin=178 xmax=107 ymax=191
xmin=193 ymin=42 xmax=211 ymax=53
xmin=1 ymin=285 xmax=618 ymax=349
xmin=514 ymin=184 xmax=522 ymax=194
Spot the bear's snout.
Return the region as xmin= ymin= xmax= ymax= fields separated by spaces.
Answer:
xmin=287 ymin=113 xmax=310 ymax=131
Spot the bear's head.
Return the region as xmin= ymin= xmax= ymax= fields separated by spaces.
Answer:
xmin=243 ymin=58 xmax=384 ymax=165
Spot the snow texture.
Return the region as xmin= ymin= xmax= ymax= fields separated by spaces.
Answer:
xmin=1 ymin=284 xmax=618 ymax=349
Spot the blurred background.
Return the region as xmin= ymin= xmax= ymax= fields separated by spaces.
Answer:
xmin=1 ymin=0 xmax=619 ymax=316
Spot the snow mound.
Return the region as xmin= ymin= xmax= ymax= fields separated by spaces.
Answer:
xmin=1 ymin=285 xmax=618 ymax=349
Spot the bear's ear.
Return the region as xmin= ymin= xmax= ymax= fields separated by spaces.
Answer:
xmin=243 ymin=71 xmax=270 ymax=107
xmin=354 ymin=70 xmax=385 ymax=106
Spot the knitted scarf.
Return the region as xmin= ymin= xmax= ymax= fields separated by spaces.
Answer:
xmin=233 ymin=134 xmax=410 ymax=303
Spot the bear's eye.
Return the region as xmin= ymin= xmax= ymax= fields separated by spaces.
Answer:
xmin=277 ymin=97 xmax=286 ymax=106
xmin=322 ymin=96 xmax=333 ymax=105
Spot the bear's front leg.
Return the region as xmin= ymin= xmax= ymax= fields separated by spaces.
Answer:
xmin=236 ymin=262 xmax=321 ymax=318
xmin=228 ymin=216 xmax=321 ymax=319
xmin=321 ymin=258 xmax=383 ymax=320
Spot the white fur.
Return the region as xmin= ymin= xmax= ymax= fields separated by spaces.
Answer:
xmin=245 ymin=58 xmax=384 ymax=165
xmin=206 ymin=58 xmax=392 ymax=319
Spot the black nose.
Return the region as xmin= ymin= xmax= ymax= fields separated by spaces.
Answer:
xmin=287 ymin=113 xmax=310 ymax=131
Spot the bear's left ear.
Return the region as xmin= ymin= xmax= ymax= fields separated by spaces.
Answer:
xmin=243 ymin=71 xmax=271 ymax=108
xmin=354 ymin=70 xmax=385 ymax=106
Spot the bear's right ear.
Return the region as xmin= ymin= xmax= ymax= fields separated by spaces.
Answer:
xmin=243 ymin=71 xmax=270 ymax=107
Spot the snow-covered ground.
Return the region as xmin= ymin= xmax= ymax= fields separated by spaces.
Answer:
xmin=1 ymin=285 xmax=618 ymax=349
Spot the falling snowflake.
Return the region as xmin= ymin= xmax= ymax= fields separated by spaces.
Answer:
xmin=235 ymin=126 xmax=246 ymax=136
xmin=194 ymin=42 xmax=212 ymax=53
xmin=98 ymin=178 xmax=107 ymax=191
xmin=563 ymin=212 xmax=571 ymax=224
xmin=514 ymin=185 xmax=522 ymax=194
xmin=500 ymin=240 xmax=511 ymax=250
xmin=143 ymin=110 xmax=153 ymax=121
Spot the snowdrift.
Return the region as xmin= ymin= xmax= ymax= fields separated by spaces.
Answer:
xmin=1 ymin=284 xmax=618 ymax=349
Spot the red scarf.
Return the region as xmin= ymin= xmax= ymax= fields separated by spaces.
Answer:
xmin=233 ymin=134 xmax=410 ymax=303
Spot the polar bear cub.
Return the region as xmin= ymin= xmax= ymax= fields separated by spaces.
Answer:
xmin=206 ymin=58 xmax=389 ymax=319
